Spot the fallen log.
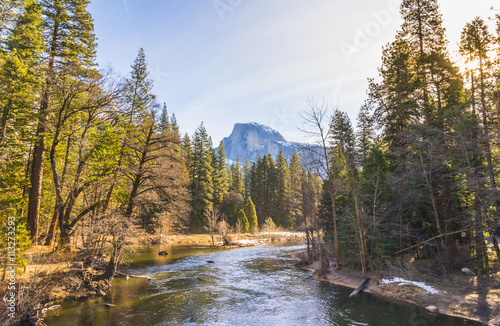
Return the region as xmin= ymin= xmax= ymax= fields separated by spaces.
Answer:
xmin=113 ymin=271 xmax=152 ymax=280
xmin=72 ymin=268 xmax=152 ymax=280
xmin=391 ymin=227 xmax=474 ymax=256
xmin=350 ymin=277 xmax=370 ymax=297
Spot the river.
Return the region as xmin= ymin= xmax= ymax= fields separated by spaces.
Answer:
xmin=44 ymin=242 xmax=483 ymax=326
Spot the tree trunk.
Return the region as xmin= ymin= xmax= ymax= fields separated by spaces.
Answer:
xmin=125 ymin=123 xmax=155 ymax=218
xmin=100 ymin=237 xmax=123 ymax=280
xmin=27 ymin=115 xmax=47 ymax=242
xmin=351 ymin=172 xmax=366 ymax=273
xmin=443 ymin=178 xmax=457 ymax=257
xmin=329 ymin=190 xmax=340 ymax=270
xmin=27 ymin=17 xmax=60 ymax=242
xmin=44 ymin=208 xmax=58 ymax=246
xmin=0 ymin=99 xmax=11 ymax=147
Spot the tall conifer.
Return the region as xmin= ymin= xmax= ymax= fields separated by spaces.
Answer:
xmin=28 ymin=0 xmax=97 ymax=241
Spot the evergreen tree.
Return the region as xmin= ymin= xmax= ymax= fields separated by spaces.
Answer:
xmin=28 ymin=0 xmax=97 ymax=241
xmin=237 ymin=208 xmax=249 ymax=233
xmin=171 ymin=113 xmax=179 ymax=135
xmin=0 ymin=0 xmax=43 ymax=147
xmin=159 ymin=103 xmax=170 ymax=132
xmin=243 ymin=157 xmax=251 ymax=198
xmin=100 ymin=48 xmax=155 ymax=216
xmin=400 ymin=0 xmax=448 ymax=123
xmin=275 ymin=148 xmax=291 ymax=227
xmin=460 ymin=17 xmax=497 ymax=197
xmin=356 ymin=101 xmax=376 ymax=165
xmin=244 ymin=196 xmax=258 ymax=232
xmin=213 ymin=140 xmax=230 ymax=208
xmin=190 ymin=123 xmax=214 ymax=231
xmin=181 ymin=133 xmax=192 ymax=173
xmin=460 ymin=17 xmax=500 ymax=260
xmin=230 ymin=156 xmax=244 ymax=196
xmin=0 ymin=0 xmax=43 ymax=227
xmin=250 ymin=155 xmax=262 ymax=218
xmin=289 ymin=151 xmax=303 ymax=228
xmin=122 ymin=48 xmax=155 ymax=121
xmin=0 ymin=1 xmax=20 ymax=38
xmin=261 ymin=154 xmax=276 ymax=224
xmin=330 ymin=110 xmax=356 ymax=165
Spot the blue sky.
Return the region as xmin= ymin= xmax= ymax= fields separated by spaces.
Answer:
xmin=88 ymin=0 xmax=497 ymax=144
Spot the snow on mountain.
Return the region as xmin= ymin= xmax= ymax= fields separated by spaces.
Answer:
xmin=220 ymin=122 xmax=301 ymax=163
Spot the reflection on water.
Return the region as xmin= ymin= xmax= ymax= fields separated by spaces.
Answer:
xmin=45 ymin=243 xmax=483 ymax=326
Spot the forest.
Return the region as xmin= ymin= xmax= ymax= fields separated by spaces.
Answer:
xmin=1 ymin=0 xmax=500 ymax=324
xmin=0 ymin=0 xmax=323 ymax=278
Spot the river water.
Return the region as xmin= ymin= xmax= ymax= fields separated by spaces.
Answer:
xmin=44 ymin=243 xmax=483 ymax=326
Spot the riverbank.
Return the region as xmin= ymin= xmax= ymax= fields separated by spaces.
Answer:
xmin=127 ymin=231 xmax=306 ymax=247
xmin=299 ymin=257 xmax=500 ymax=326
xmin=1 ymin=231 xmax=305 ymax=325
xmin=17 ymin=231 xmax=305 ymax=296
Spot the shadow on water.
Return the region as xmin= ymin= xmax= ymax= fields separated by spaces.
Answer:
xmin=44 ymin=243 xmax=485 ymax=326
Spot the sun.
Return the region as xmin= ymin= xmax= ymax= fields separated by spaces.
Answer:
xmin=450 ymin=51 xmax=480 ymax=74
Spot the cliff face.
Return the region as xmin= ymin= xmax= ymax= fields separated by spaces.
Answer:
xmin=221 ymin=122 xmax=298 ymax=163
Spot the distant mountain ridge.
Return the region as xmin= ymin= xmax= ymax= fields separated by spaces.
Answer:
xmin=221 ymin=122 xmax=300 ymax=163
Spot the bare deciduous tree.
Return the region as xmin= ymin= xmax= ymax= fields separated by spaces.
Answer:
xmin=299 ymin=98 xmax=341 ymax=269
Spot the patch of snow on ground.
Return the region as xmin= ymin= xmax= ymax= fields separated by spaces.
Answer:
xmin=381 ymin=277 xmax=443 ymax=294
xmin=260 ymin=231 xmax=303 ymax=237
xmin=234 ymin=240 xmax=257 ymax=245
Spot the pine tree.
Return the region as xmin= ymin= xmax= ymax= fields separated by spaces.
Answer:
xmin=275 ymin=148 xmax=291 ymax=228
xmin=0 ymin=0 xmax=43 ymax=147
xmin=213 ymin=140 xmax=230 ymax=208
xmin=460 ymin=17 xmax=500 ymax=261
xmin=400 ymin=0 xmax=448 ymax=123
xmin=333 ymin=110 xmax=369 ymax=271
xmin=171 ymin=113 xmax=179 ymax=135
xmin=262 ymin=154 xmax=276 ymax=224
xmin=330 ymin=110 xmax=356 ymax=165
xmin=460 ymin=18 xmax=497 ymax=196
xmin=28 ymin=0 xmax=97 ymax=241
xmin=250 ymin=155 xmax=262 ymax=218
xmin=237 ymin=209 xmax=249 ymax=233
xmin=244 ymin=196 xmax=258 ymax=232
xmin=369 ymin=0 xmax=464 ymax=255
xmin=230 ymin=156 xmax=244 ymax=196
xmin=289 ymin=151 xmax=303 ymax=228
xmin=243 ymin=157 xmax=251 ymax=198
xmin=122 ymin=48 xmax=155 ymax=122
xmin=369 ymin=36 xmax=419 ymax=154
xmin=100 ymin=48 xmax=155 ymax=217
xmin=0 ymin=0 xmax=43 ymax=226
xmin=190 ymin=123 xmax=214 ymax=231
xmin=159 ymin=103 xmax=170 ymax=132
xmin=356 ymin=102 xmax=376 ymax=165
xmin=181 ymin=133 xmax=192 ymax=173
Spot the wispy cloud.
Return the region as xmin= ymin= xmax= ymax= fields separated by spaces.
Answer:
xmin=122 ymin=0 xmax=139 ymax=42
xmin=91 ymin=0 xmax=498 ymax=143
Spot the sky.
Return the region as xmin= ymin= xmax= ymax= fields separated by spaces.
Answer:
xmin=88 ymin=0 xmax=498 ymax=144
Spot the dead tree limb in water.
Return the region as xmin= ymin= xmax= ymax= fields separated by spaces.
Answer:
xmin=350 ymin=277 xmax=370 ymax=297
